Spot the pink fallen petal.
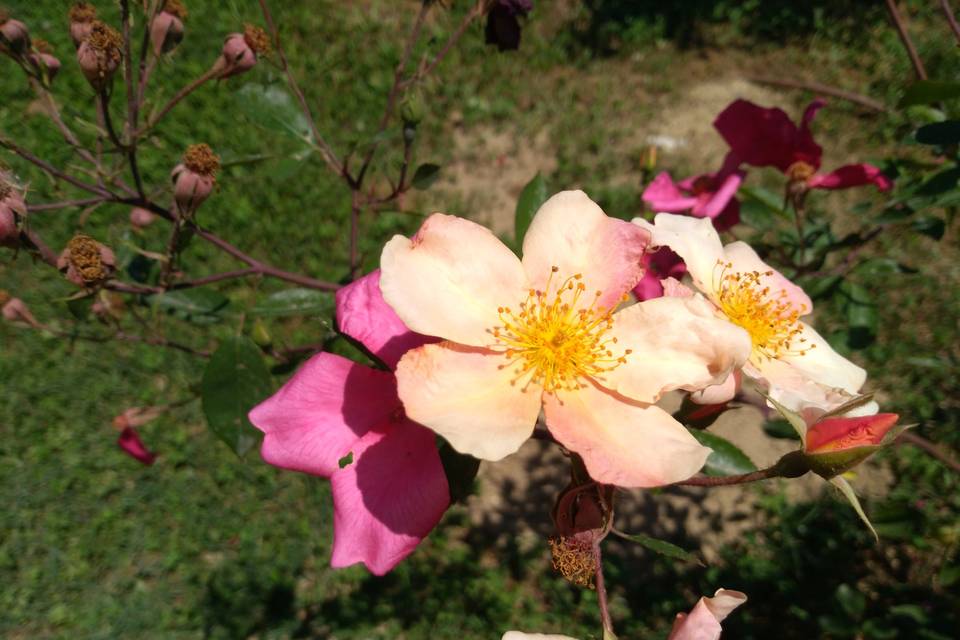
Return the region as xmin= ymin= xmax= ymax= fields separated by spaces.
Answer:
xmin=248 ymin=353 xmax=399 ymax=477
xmin=668 ymin=589 xmax=747 ymax=640
xmin=117 ymin=426 xmax=157 ymax=465
xmin=808 ymin=163 xmax=892 ymax=192
xmin=335 ymin=269 xmax=436 ymax=369
xmin=329 ymin=418 xmax=449 ymax=575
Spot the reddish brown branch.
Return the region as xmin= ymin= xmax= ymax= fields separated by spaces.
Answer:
xmin=747 ymin=75 xmax=888 ymax=113
xmin=942 ymin=0 xmax=960 ymax=45
xmin=885 ymin=0 xmax=928 ymax=80
xmin=898 ymin=431 xmax=960 ymax=473
xmin=675 ymin=466 xmax=780 ymax=487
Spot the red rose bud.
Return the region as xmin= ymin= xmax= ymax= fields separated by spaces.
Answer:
xmin=68 ymin=2 xmax=98 ymax=48
xmin=28 ymin=39 xmax=61 ymax=81
xmin=214 ymin=24 xmax=269 ymax=78
xmin=57 ymin=233 xmax=117 ymax=287
xmin=129 ymin=206 xmax=157 ymax=230
xmin=76 ymin=20 xmax=122 ymax=91
xmin=171 ymin=143 xmax=219 ymax=215
xmin=2 ymin=296 xmax=40 ymax=328
xmin=117 ymin=426 xmax=157 ymax=465
xmin=0 ymin=11 xmax=30 ymax=54
xmin=150 ymin=0 xmax=186 ymax=55
xmin=803 ymin=413 xmax=902 ymax=479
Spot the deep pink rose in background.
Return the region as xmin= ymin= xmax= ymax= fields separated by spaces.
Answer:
xmin=714 ymin=98 xmax=891 ymax=192
xmin=249 ymin=270 xmax=449 ymax=575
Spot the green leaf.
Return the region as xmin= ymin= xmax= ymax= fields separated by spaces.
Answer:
xmin=201 ymin=336 xmax=272 ymax=456
xmin=689 ymin=430 xmax=757 ymax=477
xmin=65 ymin=296 xmax=93 ymax=321
xmin=915 ymin=120 xmax=960 ymax=145
xmin=842 ymin=282 xmax=878 ymax=349
xmin=835 ymin=583 xmax=866 ymax=620
xmin=899 ymin=80 xmax=960 ymax=107
xmin=438 ymin=441 xmax=480 ymax=504
xmin=514 ymin=172 xmax=549 ymax=245
xmin=764 ymin=419 xmax=801 ymax=441
xmin=739 ymin=186 xmax=789 ymax=219
xmin=151 ymin=289 xmax=230 ymax=325
xmin=250 ymin=288 xmax=334 ymax=318
xmin=831 ymin=476 xmax=878 ymax=542
xmin=338 ymin=452 xmax=354 ymax=469
xmin=911 ymin=216 xmax=946 ymax=240
xmin=237 ymin=84 xmax=313 ymax=142
xmin=616 ymin=531 xmax=703 ymax=566
xmin=764 ymin=394 xmax=808 ymax=445
xmin=411 ymin=163 xmax=441 ymax=190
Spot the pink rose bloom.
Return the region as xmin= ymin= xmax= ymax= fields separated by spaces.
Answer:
xmin=634 ymin=245 xmax=687 ymax=301
xmin=668 ymin=589 xmax=748 ymax=640
xmin=381 ymin=190 xmax=751 ymax=488
xmin=714 ymin=98 xmax=891 ymax=192
xmin=117 ymin=427 xmax=157 ymax=465
xmin=636 ymin=213 xmax=872 ymax=414
xmin=248 ymin=270 xmax=450 ymax=575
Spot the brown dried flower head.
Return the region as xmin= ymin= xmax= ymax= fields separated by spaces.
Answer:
xmin=69 ymin=2 xmax=98 ymax=23
xmin=243 ymin=24 xmax=270 ymax=54
xmin=183 ymin=143 xmax=220 ymax=177
xmin=0 ymin=181 xmax=11 ymax=200
xmin=87 ymin=21 xmax=122 ymax=61
xmin=163 ymin=0 xmax=188 ymax=19
xmin=549 ymin=534 xmax=597 ymax=589
xmin=32 ymin=37 xmax=52 ymax=53
xmin=62 ymin=234 xmax=110 ymax=285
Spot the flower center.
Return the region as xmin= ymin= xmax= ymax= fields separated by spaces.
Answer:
xmin=786 ymin=161 xmax=815 ymax=183
xmin=490 ymin=267 xmax=630 ymax=394
xmin=713 ymin=261 xmax=813 ymax=361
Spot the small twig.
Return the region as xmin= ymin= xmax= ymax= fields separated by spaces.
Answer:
xmin=942 ymin=0 xmax=960 ymax=46
xmin=257 ymin=0 xmax=345 ymax=181
xmin=675 ymin=466 xmax=780 ymax=487
xmin=171 ymin=268 xmax=260 ymax=289
xmin=804 ymin=226 xmax=885 ymax=279
xmin=27 ymin=197 xmax=107 ymax=212
xmin=746 ymin=75 xmax=888 ymax=113
xmin=401 ymin=1 xmax=485 ymax=90
xmin=898 ymin=431 xmax=960 ymax=473
xmin=98 ymin=92 xmax=127 ymax=152
xmin=0 ymin=137 xmax=115 ymax=197
xmin=885 ymin=0 xmax=928 ymax=80
xmin=349 ymin=191 xmax=362 ymax=279
xmin=593 ymin=544 xmax=615 ymax=637
xmin=140 ymin=67 xmax=219 ymax=135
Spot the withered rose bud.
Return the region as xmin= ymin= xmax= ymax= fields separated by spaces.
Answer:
xmin=1 ymin=295 xmax=40 ymax=328
xmin=214 ymin=24 xmax=269 ymax=79
xmin=0 ymin=10 xmax=31 ymax=54
xmin=171 ymin=143 xmax=219 ymax=215
xmin=28 ymin=39 xmax=61 ymax=81
xmin=57 ymin=233 xmax=117 ymax=287
xmin=76 ymin=20 xmax=122 ymax=92
xmin=68 ymin=2 xmax=98 ymax=49
xmin=0 ymin=181 xmax=25 ymax=248
xmin=129 ymin=206 xmax=157 ymax=230
xmin=549 ymin=533 xmax=597 ymax=589
xmin=150 ymin=0 xmax=186 ymax=56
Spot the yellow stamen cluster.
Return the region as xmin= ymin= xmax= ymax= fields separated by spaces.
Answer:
xmin=183 ymin=143 xmax=220 ymax=177
xmin=490 ymin=266 xmax=630 ymax=394
xmin=786 ymin=160 xmax=816 ymax=183
xmin=69 ymin=2 xmax=97 ymax=23
xmin=549 ymin=536 xmax=596 ymax=589
xmin=243 ymin=24 xmax=270 ymax=54
xmin=714 ymin=260 xmax=812 ymax=361
xmin=66 ymin=234 xmax=106 ymax=284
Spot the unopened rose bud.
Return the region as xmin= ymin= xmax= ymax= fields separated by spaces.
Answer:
xmin=129 ymin=206 xmax=157 ymax=230
xmin=214 ymin=24 xmax=269 ymax=79
xmin=171 ymin=143 xmax=219 ymax=215
xmin=803 ymin=413 xmax=902 ymax=479
xmin=76 ymin=20 xmax=122 ymax=92
xmin=0 ymin=11 xmax=30 ymax=54
xmin=0 ymin=182 xmax=25 ymax=248
xmin=57 ymin=233 xmax=117 ymax=287
xmin=2 ymin=296 xmax=40 ymax=328
xmin=150 ymin=0 xmax=186 ymax=56
xmin=68 ymin=2 xmax=98 ymax=49
xmin=28 ymin=39 xmax=61 ymax=81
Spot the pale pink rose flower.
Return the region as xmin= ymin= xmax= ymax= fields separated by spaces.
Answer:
xmin=381 ymin=190 xmax=752 ymax=488
xmin=668 ymin=589 xmax=748 ymax=640
xmin=635 ymin=213 xmax=872 ymax=413
xmin=249 ymin=270 xmax=449 ymax=575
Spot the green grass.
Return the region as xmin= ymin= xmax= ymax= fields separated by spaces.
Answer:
xmin=2 ymin=1 xmax=959 ymax=638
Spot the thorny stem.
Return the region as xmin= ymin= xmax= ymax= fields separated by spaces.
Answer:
xmin=675 ymin=466 xmax=781 ymax=487
xmin=885 ymin=0 xmax=928 ymax=80
xmin=593 ymin=544 xmax=615 ymax=637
